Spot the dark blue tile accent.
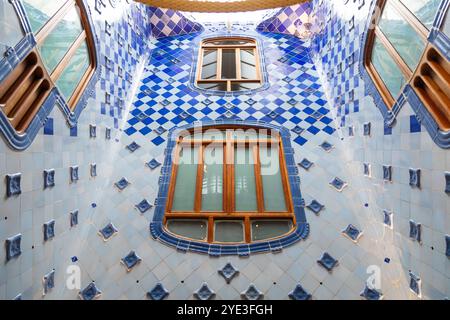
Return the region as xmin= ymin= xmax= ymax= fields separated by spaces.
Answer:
xmin=409 ymin=168 xmax=421 ymax=188
xmin=6 ymin=173 xmax=21 ymax=197
xmin=329 ymin=177 xmax=347 ymax=192
xmin=289 ymin=284 xmax=312 ymax=300
xmin=43 ymin=220 xmax=55 ymax=241
xmin=70 ymin=125 xmax=78 ymax=137
xmin=79 ymin=282 xmax=102 ymax=300
xmin=348 ymin=126 xmax=354 ymax=136
xmin=384 ymin=123 xmax=392 ymax=135
xmin=70 ymin=166 xmax=79 ymax=183
xmin=363 ymin=122 xmax=371 ymax=136
xmin=121 ymin=251 xmax=142 ymax=271
xmin=342 ymin=224 xmax=362 ymax=242
xmin=409 ymin=220 xmax=422 ymax=243
xmin=445 ymin=235 xmax=450 ymax=258
xmin=135 ymin=199 xmax=152 ymax=213
xmin=409 ymin=272 xmax=421 ymax=297
xmin=317 ymin=252 xmax=338 ymax=272
xmin=126 ymin=141 xmax=141 ymax=152
xmin=147 ymin=159 xmax=162 ymax=170
xmin=218 ymin=263 xmax=239 ymax=284
xmin=90 ymin=163 xmax=97 ymax=178
xmin=193 ymin=283 xmax=215 ymax=300
xmin=43 ymin=118 xmax=54 ymax=135
xmin=70 ymin=210 xmax=78 ymax=227
xmin=99 ymin=223 xmax=118 ymax=241
xmin=241 ymin=284 xmax=263 ymax=300
xmin=363 ymin=163 xmax=370 ymax=177
xmin=383 ymin=210 xmax=393 ymax=228
xmin=445 ymin=172 xmax=450 ymax=194
xmin=320 ymin=141 xmax=333 ymax=152
xmin=5 ymin=234 xmax=22 ymax=261
xmin=360 ymin=285 xmax=383 ymax=300
xmin=115 ymin=177 xmax=130 ymax=190
xmin=89 ymin=124 xmax=97 ymax=138
xmin=147 ymin=283 xmax=169 ymax=300
xmin=44 ymin=169 xmax=55 ymax=189
xmin=298 ymin=158 xmax=314 ymax=170
xmin=409 ymin=115 xmax=421 ymax=133
xmin=105 ymin=127 xmax=111 ymax=140
xmin=43 ymin=269 xmax=55 ymax=295
xmin=306 ymin=199 xmax=324 ymax=215
xmin=383 ymin=165 xmax=392 ymax=182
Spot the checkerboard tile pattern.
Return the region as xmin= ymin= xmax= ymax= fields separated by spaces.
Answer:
xmin=257 ymin=3 xmax=313 ymax=36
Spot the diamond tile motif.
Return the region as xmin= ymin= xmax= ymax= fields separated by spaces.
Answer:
xmin=99 ymin=223 xmax=118 ymax=241
xmin=193 ymin=282 xmax=216 ymax=300
xmin=409 ymin=220 xmax=422 ymax=243
xmin=44 ymin=169 xmax=55 ymax=189
xmin=288 ymin=284 xmax=312 ymax=300
xmin=360 ymin=285 xmax=383 ymax=300
xmin=218 ymin=262 xmax=239 ymax=284
xmin=79 ymin=282 xmax=102 ymax=300
xmin=320 ymin=141 xmax=333 ymax=152
xmin=241 ymin=284 xmax=264 ymax=300
xmin=409 ymin=169 xmax=421 ymax=188
xmin=115 ymin=177 xmax=130 ymax=190
xmin=135 ymin=199 xmax=152 ymax=213
xmin=43 ymin=220 xmax=55 ymax=241
xmin=5 ymin=234 xmax=22 ymax=261
xmin=292 ymin=126 xmax=305 ymax=135
xmin=342 ymin=224 xmax=363 ymax=243
xmin=146 ymin=159 xmax=161 ymax=170
xmin=43 ymin=269 xmax=55 ymax=296
xmin=317 ymin=252 xmax=338 ymax=272
xmin=121 ymin=250 xmax=142 ymax=271
xmin=409 ymin=272 xmax=421 ymax=298
xmin=147 ymin=283 xmax=169 ymax=300
xmin=329 ymin=177 xmax=347 ymax=192
xmin=298 ymin=158 xmax=314 ymax=170
xmin=126 ymin=141 xmax=141 ymax=152
xmin=306 ymin=199 xmax=324 ymax=215
xmin=6 ymin=173 xmax=21 ymax=197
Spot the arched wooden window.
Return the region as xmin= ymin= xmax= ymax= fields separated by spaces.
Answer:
xmin=0 ymin=0 xmax=96 ymax=133
xmin=365 ymin=0 xmax=449 ymax=131
xmin=164 ymin=127 xmax=295 ymax=244
xmin=196 ymin=37 xmax=262 ymax=92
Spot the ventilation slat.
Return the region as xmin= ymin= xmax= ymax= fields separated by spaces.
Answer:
xmin=2 ymin=65 xmax=39 ymax=115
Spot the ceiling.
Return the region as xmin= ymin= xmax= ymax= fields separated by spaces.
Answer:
xmin=135 ymin=0 xmax=308 ymax=13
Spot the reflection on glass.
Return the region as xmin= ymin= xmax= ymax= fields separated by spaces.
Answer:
xmin=201 ymin=50 xmax=217 ymax=79
xmin=56 ymin=41 xmax=89 ymax=99
xmin=221 ymin=49 xmax=236 ymax=79
xmin=171 ymin=147 xmax=198 ymax=211
xmin=400 ymin=0 xmax=441 ymax=29
xmin=259 ymin=146 xmax=287 ymax=212
xmin=251 ymin=220 xmax=293 ymax=241
xmin=197 ymin=82 xmax=227 ymax=91
xmin=235 ymin=147 xmax=257 ymax=212
xmin=0 ymin=1 xmax=24 ymax=55
xmin=231 ymin=82 xmax=260 ymax=91
xmin=22 ymin=0 xmax=65 ymax=33
xmin=39 ymin=5 xmax=83 ymax=73
xmin=166 ymin=220 xmax=207 ymax=241
xmin=202 ymin=146 xmax=223 ymax=211
xmin=371 ymin=37 xmax=406 ymax=99
xmin=214 ymin=221 xmax=244 ymax=242
xmin=240 ymin=49 xmax=257 ymax=79
xmin=378 ymin=2 xmax=425 ymax=71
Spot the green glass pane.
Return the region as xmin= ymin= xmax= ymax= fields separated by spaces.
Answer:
xmin=172 ymin=147 xmax=198 ymax=212
xmin=39 ymin=5 xmax=83 ymax=73
xmin=214 ymin=221 xmax=244 ymax=243
xmin=371 ymin=37 xmax=407 ymax=99
xmin=240 ymin=49 xmax=257 ymax=79
xmin=22 ymin=0 xmax=65 ymax=33
xmin=400 ymin=0 xmax=441 ymax=29
xmin=378 ymin=2 xmax=426 ymax=71
xmin=201 ymin=146 xmax=223 ymax=211
xmin=251 ymin=220 xmax=293 ymax=241
xmin=55 ymin=41 xmax=89 ymax=100
xmin=166 ymin=220 xmax=207 ymax=241
xmin=259 ymin=146 xmax=287 ymax=212
xmin=235 ymin=147 xmax=258 ymax=212
xmin=0 ymin=1 xmax=24 ymax=55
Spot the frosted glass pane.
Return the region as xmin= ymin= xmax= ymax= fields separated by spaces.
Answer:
xmin=172 ymin=147 xmax=198 ymax=212
xmin=371 ymin=37 xmax=406 ymax=98
xmin=0 ymin=0 xmax=24 ymax=56
xmin=201 ymin=50 xmax=217 ymax=79
xmin=259 ymin=146 xmax=287 ymax=212
xmin=166 ymin=220 xmax=207 ymax=241
xmin=231 ymin=82 xmax=261 ymax=91
xmin=222 ymin=49 xmax=236 ymax=79
xmin=201 ymin=146 xmax=223 ymax=211
xmin=400 ymin=0 xmax=441 ymax=29
xmin=251 ymin=220 xmax=293 ymax=241
xmin=235 ymin=147 xmax=257 ymax=212
xmin=378 ymin=2 xmax=425 ymax=71
xmin=240 ymin=49 xmax=257 ymax=79
xmin=214 ymin=221 xmax=244 ymax=243
xmin=22 ymin=0 xmax=65 ymax=33
xmin=197 ymin=82 xmax=227 ymax=91
xmin=56 ymin=41 xmax=89 ymax=100
xmin=39 ymin=5 xmax=83 ymax=73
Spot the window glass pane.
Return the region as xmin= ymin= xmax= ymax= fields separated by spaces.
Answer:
xmin=171 ymin=146 xmax=199 ymax=212
xmin=0 ymin=1 xmax=24 ymax=56
xmin=197 ymin=82 xmax=227 ymax=91
xmin=22 ymin=0 xmax=65 ymax=33
xmin=202 ymin=146 xmax=223 ymax=211
xmin=400 ymin=0 xmax=441 ymax=29
xmin=259 ymin=146 xmax=287 ymax=212
xmin=251 ymin=220 xmax=293 ymax=241
xmin=240 ymin=49 xmax=257 ymax=79
xmin=234 ymin=146 xmax=258 ymax=212
xmin=214 ymin=221 xmax=244 ymax=243
xmin=56 ymin=41 xmax=89 ymax=100
xmin=371 ymin=37 xmax=407 ymax=99
xmin=166 ymin=220 xmax=207 ymax=241
xmin=221 ymin=49 xmax=236 ymax=79
xmin=39 ymin=5 xmax=83 ymax=73
xmin=201 ymin=49 xmax=217 ymax=79
xmin=378 ymin=2 xmax=426 ymax=71
xmin=231 ymin=82 xmax=261 ymax=91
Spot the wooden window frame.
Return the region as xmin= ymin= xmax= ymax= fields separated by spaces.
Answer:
xmin=33 ymin=0 xmax=96 ymax=111
xmin=164 ymin=126 xmax=295 ymax=244
xmin=364 ymin=0 xmax=430 ymax=108
xmin=196 ymin=37 xmax=262 ymax=92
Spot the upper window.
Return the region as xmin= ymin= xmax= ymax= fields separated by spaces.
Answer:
xmin=365 ymin=0 xmax=450 ymax=131
xmin=164 ymin=127 xmax=295 ymax=244
xmin=196 ymin=37 xmax=262 ymax=92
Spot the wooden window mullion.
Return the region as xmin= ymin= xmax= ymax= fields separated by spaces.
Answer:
xmin=194 ymin=145 xmax=204 ymax=212
xmin=244 ymin=216 xmax=251 ymax=243
xmin=278 ymin=141 xmax=293 ymax=214
xmin=236 ymin=48 xmax=242 ymax=80
xmin=217 ymin=48 xmax=222 ymax=80
xmin=166 ymin=144 xmax=181 ymax=213
xmin=51 ymin=31 xmax=87 ymax=81
xmin=389 ymin=0 xmax=428 ymax=40
xmin=253 ymin=144 xmax=265 ymax=213
xmin=35 ymin=0 xmax=74 ymax=44
xmin=207 ymin=217 xmax=214 ymax=243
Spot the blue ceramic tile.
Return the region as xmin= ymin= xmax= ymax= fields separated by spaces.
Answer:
xmin=43 ymin=118 xmax=54 ymax=135
xmin=348 ymin=126 xmax=354 ymax=136
xmin=363 ymin=163 xmax=371 ymax=177
xmin=193 ymin=282 xmax=215 ymax=300
xmin=44 ymin=169 xmax=55 ymax=189
xmin=70 ymin=210 xmax=78 ymax=227
xmin=121 ymin=250 xmax=142 ymax=271
xmin=409 ymin=169 xmax=421 ymax=188
xmin=90 ymin=124 xmax=97 ymax=138
xmin=445 ymin=235 xmax=450 ymax=258
xmin=99 ymin=223 xmax=118 ymax=241
xmin=135 ymin=199 xmax=152 ymax=213
xmin=363 ymin=122 xmax=371 ymax=136
xmin=90 ymin=163 xmax=97 ymax=177
xmin=43 ymin=220 xmax=55 ymax=241
xmin=317 ymin=252 xmax=338 ymax=272
xmin=43 ymin=269 xmax=55 ymax=295
xmin=147 ymin=283 xmax=169 ymax=300
xmin=360 ymin=285 xmax=383 ymax=300
xmin=409 ymin=220 xmax=422 ymax=243
xmin=306 ymin=199 xmax=324 ymax=215
xmin=218 ymin=262 xmax=239 ymax=284
xmin=292 ymin=126 xmax=304 ymax=135
xmin=241 ymin=284 xmax=263 ymax=300
xmin=79 ymin=282 xmax=102 ymax=300
xmin=329 ymin=177 xmax=347 ymax=192
xmin=409 ymin=272 xmax=421 ymax=297
xmin=409 ymin=115 xmax=421 ymax=133
xmin=70 ymin=166 xmax=79 ymax=183
xmin=445 ymin=172 xmax=450 ymax=194
xmin=320 ymin=141 xmax=333 ymax=152
xmin=6 ymin=173 xmax=21 ymax=197
xmin=105 ymin=127 xmax=111 ymax=140
xmin=146 ymin=159 xmax=161 ymax=170
xmin=383 ymin=210 xmax=393 ymax=228
xmin=5 ymin=234 xmax=21 ymax=261
xmin=342 ymin=224 xmax=363 ymax=242
xmin=126 ymin=141 xmax=141 ymax=152
xmin=289 ymin=284 xmax=312 ymax=300
xmin=115 ymin=177 xmax=130 ymax=190
xmin=298 ymin=158 xmax=314 ymax=170
xmin=383 ymin=165 xmax=392 ymax=182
